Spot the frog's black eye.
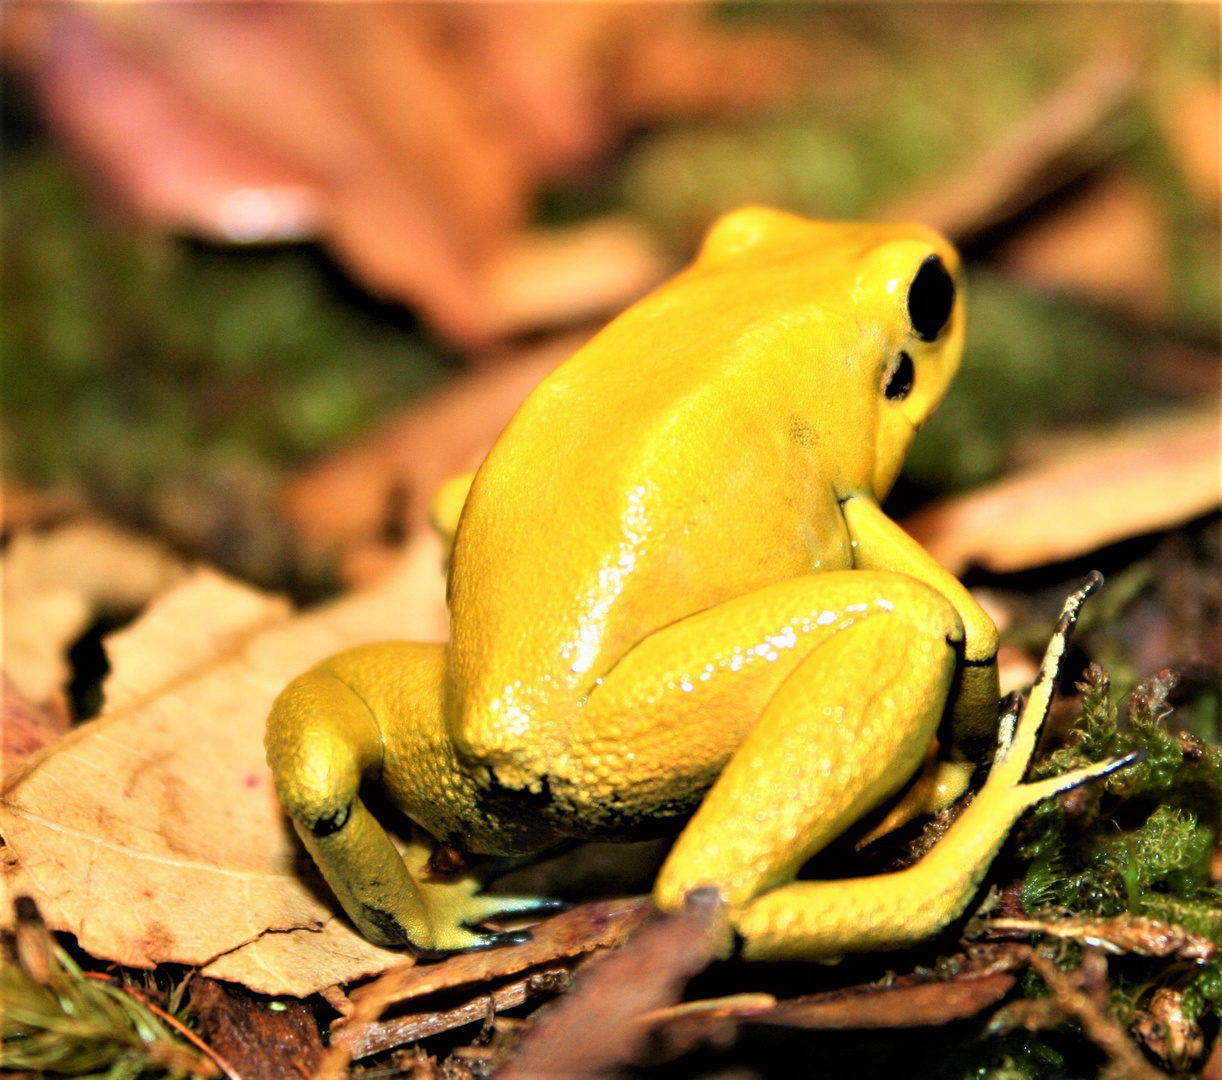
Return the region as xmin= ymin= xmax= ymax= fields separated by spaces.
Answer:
xmin=908 ymin=255 xmax=955 ymax=341
xmin=883 ymin=351 xmax=914 ymax=401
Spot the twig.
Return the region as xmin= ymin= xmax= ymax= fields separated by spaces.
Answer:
xmin=1026 ymin=952 xmax=1163 ymax=1080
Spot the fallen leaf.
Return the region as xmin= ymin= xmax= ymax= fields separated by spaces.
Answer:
xmin=1206 ymin=1033 xmax=1222 ymax=1080
xmin=1160 ymin=76 xmax=1221 ymax=214
xmin=0 ymin=483 xmax=83 ymax=539
xmin=998 ymin=170 xmax=1171 ymax=320
xmin=0 ymin=532 xmax=447 ymax=997
xmin=101 ymin=567 xmax=290 ymax=716
xmin=485 ymin=216 xmax=670 ymax=335
xmin=902 ymin=408 xmax=1221 ymax=575
xmin=1 ymin=675 xmax=71 ymax=776
xmin=10 ymin=3 xmax=821 ymax=344
xmin=880 ymin=50 xmax=1140 ymax=243
xmin=189 ymin=978 xmax=325 ymax=1080
xmin=765 ymin=970 xmax=1019 ymax=1031
xmin=2 ymin=519 xmax=186 ymax=707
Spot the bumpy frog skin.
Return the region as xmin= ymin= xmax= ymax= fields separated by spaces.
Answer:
xmin=266 ymin=208 xmax=1128 ymax=960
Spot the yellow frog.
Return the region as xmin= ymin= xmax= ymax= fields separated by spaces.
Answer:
xmin=266 ymin=208 xmax=1126 ymax=961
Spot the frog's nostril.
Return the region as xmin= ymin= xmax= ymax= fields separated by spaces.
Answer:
xmin=884 ymin=351 xmax=915 ymax=402
xmin=908 ymin=255 xmax=955 ymax=341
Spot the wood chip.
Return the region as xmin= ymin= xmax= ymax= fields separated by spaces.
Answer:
xmin=497 ymin=892 xmax=727 ymax=1080
xmin=189 ymin=978 xmax=325 ymax=1080
xmin=338 ymin=967 xmax=573 ymax=1061
xmin=343 ymin=896 xmax=652 ymax=1015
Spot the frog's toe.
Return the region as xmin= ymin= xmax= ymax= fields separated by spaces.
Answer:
xmin=423 ymin=897 xmax=565 ymax=956
xmin=414 ymin=926 xmax=534 ymax=959
xmin=467 ymin=893 xmax=569 ymax=921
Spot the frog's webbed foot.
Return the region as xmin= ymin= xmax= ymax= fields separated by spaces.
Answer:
xmin=412 ymin=872 xmax=568 ymax=955
xmin=405 ymin=833 xmax=568 ymax=954
xmin=735 ymin=572 xmax=1140 ymax=962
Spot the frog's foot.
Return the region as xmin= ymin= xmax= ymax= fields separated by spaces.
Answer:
xmin=411 ymin=872 xmax=567 ymax=955
xmin=735 ymin=572 xmax=1140 ymax=962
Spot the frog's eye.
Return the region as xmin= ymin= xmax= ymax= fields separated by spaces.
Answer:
xmin=907 ymin=255 xmax=955 ymax=341
xmin=882 ymin=351 xmax=914 ymax=402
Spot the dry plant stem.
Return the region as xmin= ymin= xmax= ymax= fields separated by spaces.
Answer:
xmin=975 ymin=915 xmax=1215 ymax=961
xmin=1026 ymin=952 xmax=1164 ymax=1080
xmin=81 ymin=972 xmax=246 ymax=1080
xmin=315 ymin=971 xmax=400 ymax=1080
xmin=881 ymin=49 xmax=1139 ymax=242
xmin=339 ymin=967 xmax=573 ymax=1060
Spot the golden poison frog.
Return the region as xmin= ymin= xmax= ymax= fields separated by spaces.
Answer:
xmin=267 ymin=208 xmax=1130 ymax=960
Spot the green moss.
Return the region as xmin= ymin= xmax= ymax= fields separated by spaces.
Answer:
xmin=1 ymin=146 xmax=454 ymax=588
xmin=1014 ymin=664 xmax=1222 ymax=1033
xmin=2 ymin=911 xmax=203 ymax=1079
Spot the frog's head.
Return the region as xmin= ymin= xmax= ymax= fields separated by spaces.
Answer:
xmin=695 ymin=208 xmax=965 ymax=504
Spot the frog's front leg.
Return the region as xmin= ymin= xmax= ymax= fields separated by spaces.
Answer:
xmin=732 ymin=573 xmax=1137 ymax=961
xmin=265 ymin=642 xmax=558 ymax=953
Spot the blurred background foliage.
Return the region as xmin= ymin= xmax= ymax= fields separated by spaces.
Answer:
xmin=2 ymin=3 xmax=1216 ymax=589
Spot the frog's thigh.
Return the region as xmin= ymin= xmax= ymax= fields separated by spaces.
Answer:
xmin=574 ymin=572 xmax=959 ymax=856
xmin=635 ymin=573 xmax=961 ymax=911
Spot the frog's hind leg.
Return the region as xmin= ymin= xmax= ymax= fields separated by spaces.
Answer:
xmin=653 ymin=581 xmax=963 ymax=912
xmin=266 ymin=642 xmax=559 ymax=953
xmin=734 ymin=572 xmax=1138 ymax=962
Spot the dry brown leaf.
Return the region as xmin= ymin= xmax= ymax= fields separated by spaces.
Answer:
xmin=101 ymin=567 xmax=290 ymax=716
xmin=2 ymin=674 xmax=71 ymax=776
xmin=283 ymin=333 xmax=582 ymax=586
xmin=1160 ymin=76 xmax=1221 ymax=215
xmin=902 ymin=408 xmax=1221 ymax=575
xmin=0 ymin=532 xmax=447 ymax=997
xmin=0 ymin=484 xmax=84 ymax=539
xmin=485 ymin=217 xmax=670 ymax=335
xmin=998 ymin=170 xmax=1171 ymax=320
xmin=751 ymin=944 xmax=1029 ymax=1033
xmin=2 ymin=519 xmax=186 ymax=707
xmin=497 ymin=892 xmax=726 ymax=1080
xmin=10 ymin=3 xmax=821 ymax=344
xmin=881 ymin=50 xmax=1140 ymax=243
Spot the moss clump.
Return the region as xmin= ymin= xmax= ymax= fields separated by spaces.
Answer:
xmin=1 ymin=900 xmax=209 ymax=1080
xmin=1017 ymin=664 xmax=1222 ymax=1025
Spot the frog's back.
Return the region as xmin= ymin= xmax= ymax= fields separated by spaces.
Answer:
xmin=445 ymin=212 xmax=958 ymax=784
